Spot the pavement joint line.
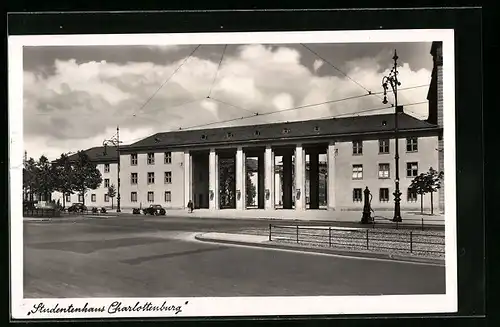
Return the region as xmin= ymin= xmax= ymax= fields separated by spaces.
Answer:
xmin=194 ymin=233 xmax=445 ymax=267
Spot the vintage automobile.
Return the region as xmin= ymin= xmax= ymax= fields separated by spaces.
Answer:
xmin=67 ymin=203 xmax=87 ymax=213
xmin=142 ymin=204 xmax=166 ymax=216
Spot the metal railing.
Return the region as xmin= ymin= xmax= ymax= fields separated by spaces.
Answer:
xmin=23 ymin=208 xmax=61 ymax=218
xmin=268 ymin=224 xmax=445 ymax=256
xmin=371 ymin=216 xmax=444 ymax=231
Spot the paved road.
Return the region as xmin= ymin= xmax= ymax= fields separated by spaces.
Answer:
xmin=23 ymin=215 xmax=446 ymax=298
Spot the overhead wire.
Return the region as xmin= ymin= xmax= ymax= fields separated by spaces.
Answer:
xmin=178 ymin=84 xmax=429 ymax=131
xmin=207 ymin=44 xmax=227 ymax=99
xmin=132 ymin=44 xmax=201 ymax=116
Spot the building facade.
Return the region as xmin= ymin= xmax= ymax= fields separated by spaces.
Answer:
xmin=51 ymin=42 xmax=445 ymax=217
xmin=51 ymin=147 xmax=119 ymax=208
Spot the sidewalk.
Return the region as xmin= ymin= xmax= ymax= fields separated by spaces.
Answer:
xmin=149 ymin=208 xmax=445 ymax=224
xmin=195 ymin=232 xmax=445 ymax=266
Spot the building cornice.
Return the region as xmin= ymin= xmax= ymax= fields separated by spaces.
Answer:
xmin=120 ymin=127 xmax=442 ymax=154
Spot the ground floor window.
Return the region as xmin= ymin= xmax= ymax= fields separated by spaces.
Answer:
xmin=148 ymin=192 xmax=154 ymax=202
xmin=104 ymin=194 xmax=109 ymax=202
xmin=407 ymin=188 xmax=418 ymax=202
xmin=78 ymin=194 xmax=84 ymax=202
xmin=379 ymin=188 xmax=389 ymax=202
xmin=353 ymin=188 xmax=362 ymax=202
xmin=165 ymin=191 xmax=171 ymax=202
xmin=65 ymin=193 xmax=71 ymax=202
xmin=91 ymin=194 xmax=96 ymax=202
xmin=131 ymin=192 xmax=137 ymax=202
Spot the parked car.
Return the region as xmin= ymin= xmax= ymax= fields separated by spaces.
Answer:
xmin=142 ymin=204 xmax=166 ymax=216
xmin=67 ymin=203 xmax=87 ymax=213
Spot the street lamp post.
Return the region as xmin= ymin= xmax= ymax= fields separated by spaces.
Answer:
xmin=103 ymin=126 xmax=122 ymax=213
xmin=382 ymin=49 xmax=403 ymax=223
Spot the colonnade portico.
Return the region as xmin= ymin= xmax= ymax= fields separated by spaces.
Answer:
xmin=184 ymin=142 xmax=337 ymax=212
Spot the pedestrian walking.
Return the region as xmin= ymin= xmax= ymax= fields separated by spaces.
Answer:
xmin=187 ymin=200 xmax=193 ymax=213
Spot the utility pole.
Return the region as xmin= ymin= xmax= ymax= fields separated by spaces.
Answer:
xmin=382 ymin=49 xmax=403 ymax=222
xmin=103 ymin=126 xmax=122 ymax=212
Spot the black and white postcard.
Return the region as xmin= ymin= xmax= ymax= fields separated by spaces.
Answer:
xmin=9 ymin=28 xmax=458 ymax=319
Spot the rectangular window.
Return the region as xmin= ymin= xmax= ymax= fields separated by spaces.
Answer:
xmin=131 ymin=173 xmax=138 ymax=184
xmin=147 ymin=191 xmax=154 ymax=202
xmin=131 ymin=154 xmax=138 ymax=166
xmin=65 ymin=193 xmax=71 ymax=202
xmin=164 ymin=152 xmax=172 ymax=164
xmin=104 ymin=194 xmax=109 ymax=202
xmin=78 ymin=194 xmax=83 ymax=202
xmin=406 ymin=162 xmax=419 ymax=177
xmin=352 ymin=140 xmax=363 ymax=155
xmin=379 ymin=139 xmax=390 ymax=154
xmin=165 ymin=191 xmax=172 ymax=202
xmin=353 ymin=188 xmax=362 ymax=202
xmin=379 ymin=188 xmax=390 ymax=202
xmin=406 ymin=137 xmax=418 ymax=152
xmin=147 ymin=152 xmax=155 ymax=165
xmin=104 ymin=179 xmax=110 ymax=188
xmin=131 ymin=192 xmax=137 ymax=202
xmin=407 ymin=188 xmax=418 ymax=202
xmin=148 ymin=172 xmax=155 ymax=184
xmin=91 ymin=194 xmax=96 ymax=202
xmin=352 ymin=164 xmax=363 ymax=180
xmin=104 ymin=163 xmax=110 ymax=173
xmin=378 ymin=163 xmax=390 ymax=179
xmin=164 ymin=171 xmax=172 ymax=184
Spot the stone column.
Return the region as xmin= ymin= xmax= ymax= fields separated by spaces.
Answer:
xmin=295 ymin=144 xmax=306 ymax=211
xmin=327 ymin=142 xmax=336 ymax=210
xmin=209 ymin=149 xmax=219 ymax=210
xmin=258 ymin=152 xmax=265 ymax=209
xmin=282 ymin=152 xmax=293 ymax=209
xmin=184 ymin=150 xmax=193 ymax=209
xmin=264 ymin=146 xmax=275 ymax=210
xmin=235 ymin=147 xmax=246 ymax=210
xmin=309 ymin=149 xmax=320 ymax=209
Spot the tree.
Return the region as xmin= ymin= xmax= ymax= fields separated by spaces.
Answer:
xmin=53 ymin=153 xmax=75 ymax=209
xmin=72 ymin=151 xmax=102 ymax=206
xmin=246 ymin=172 xmax=256 ymax=206
xmin=409 ymin=173 xmax=428 ymax=214
xmin=426 ymin=167 xmax=444 ymax=215
xmin=23 ymin=158 xmax=38 ymax=202
xmin=107 ymin=184 xmax=117 ymax=209
xmin=219 ymin=158 xmax=235 ymax=208
xmin=35 ymin=155 xmax=57 ymax=202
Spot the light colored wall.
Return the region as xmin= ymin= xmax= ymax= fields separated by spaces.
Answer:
xmin=334 ymin=136 xmax=441 ymax=212
xmin=51 ymin=162 xmax=118 ymax=208
xmin=120 ymin=151 xmax=185 ymax=210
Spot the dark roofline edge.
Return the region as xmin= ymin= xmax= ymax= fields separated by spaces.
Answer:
xmin=120 ymin=127 xmax=442 ymax=154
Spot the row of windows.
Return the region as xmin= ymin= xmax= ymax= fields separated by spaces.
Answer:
xmin=130 ymin=172 xmax=172 ymax=185
xmin=130 ymin=152 xmax=172 ymax=166
xmin=352 ymin=162 xmax=419 ymax=180
xmin=352 ymin=137 xmax=419 ymax=155
xmin=353 ymin=188 xmax=418 ymax=202
xmin=69 ymin=194 xmax=112 ymax=203
xmin=130 ymin=191 xmax=171 ymax=203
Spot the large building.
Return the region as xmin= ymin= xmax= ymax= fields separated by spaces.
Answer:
xmin=52 ymin=41 xmax=445 ymax=217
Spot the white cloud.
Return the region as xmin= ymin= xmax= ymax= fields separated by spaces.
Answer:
xmin=313 ymin=59 xmax=324 ymax=72
xmin=23 ymin=44 xmax=432 ymax=159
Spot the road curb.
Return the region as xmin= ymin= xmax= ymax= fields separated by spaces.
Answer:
xmin=195 ymin=234 xmax=445 ymax=266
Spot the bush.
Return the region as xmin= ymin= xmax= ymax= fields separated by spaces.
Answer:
xmin=92 ymin=207 xmax=98 ymax=213
xmin=100 ymin=207 xmax=107 ymax=213
xmin=132 ymin=208 xmax=141 ymax=214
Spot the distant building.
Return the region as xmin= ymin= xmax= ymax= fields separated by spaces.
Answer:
xmin=51 ymin=146 xmax=118 ymax=208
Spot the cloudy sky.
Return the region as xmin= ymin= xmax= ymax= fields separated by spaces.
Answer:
xmin=23 ymin=42 xmax=433 ymax=160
